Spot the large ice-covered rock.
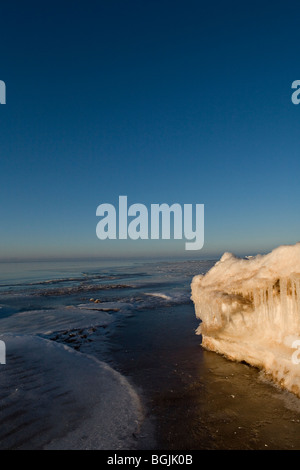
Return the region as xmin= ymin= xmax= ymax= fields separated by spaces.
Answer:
xmin=191 ymin=243 xmax=300 ymax=396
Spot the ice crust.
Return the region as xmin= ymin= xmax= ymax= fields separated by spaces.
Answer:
xmin=0 ymin=304 xmax=143 ymax=449
xmin=0 ymin=335 xmax=141 ymax=449
xmin=0 ymin=306 xmax=115 ymax=335
xmin=191 ymin=243 xmax=300 ymax=396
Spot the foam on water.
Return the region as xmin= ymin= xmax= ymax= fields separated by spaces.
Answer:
xmin=191 ymin=243 xmax=300 ymax=396
xmin=145 ymin=293 xmax=173 ymax=301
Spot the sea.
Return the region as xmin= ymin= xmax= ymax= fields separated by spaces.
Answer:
xmin=1 ymin=258 xmax=300 ymax=449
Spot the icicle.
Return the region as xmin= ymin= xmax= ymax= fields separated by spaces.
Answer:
xmin=191 ymin=243 xmax=300 ymax=396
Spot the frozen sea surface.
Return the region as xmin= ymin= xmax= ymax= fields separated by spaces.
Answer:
xmin=0 ymin=334 xmax=141 ymax=450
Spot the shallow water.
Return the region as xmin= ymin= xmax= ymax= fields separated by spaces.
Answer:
xmin=105 ymin=303 xmax=300 ymax=450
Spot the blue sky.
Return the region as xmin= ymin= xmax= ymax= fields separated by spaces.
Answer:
xmin=1 ymin=0 xmax=300 ymax=260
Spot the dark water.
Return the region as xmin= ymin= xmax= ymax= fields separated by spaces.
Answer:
xmin=106 ymin=303 xmax=300 ymax=450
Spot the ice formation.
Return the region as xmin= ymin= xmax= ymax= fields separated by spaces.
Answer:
xmin=191 ymin=243 xmax=300 ymax=396
xmin=0 ymin=305 xmax=115 ymax=335
xmin=0 ymin=335 xmax=142 ymax=450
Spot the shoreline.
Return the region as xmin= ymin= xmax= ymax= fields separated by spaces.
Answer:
xmin=2 ymin=257 xmax=300 ymax=449
xmin=2 ymin=301 xmax=300 ymax=449
xmin=101 ymin=303 xmax=300 ymax=450
xmin=0 ymin=334 xmax=142 ymax=450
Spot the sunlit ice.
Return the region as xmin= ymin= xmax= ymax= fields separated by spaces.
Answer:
xmin=191 ymin=242 xmax=300 ymax=396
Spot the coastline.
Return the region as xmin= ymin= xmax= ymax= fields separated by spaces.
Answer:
xmin=1 ymin=258 xmax=300 ymax=449
xmin=98 ymin=302 xmax=300 ymax=450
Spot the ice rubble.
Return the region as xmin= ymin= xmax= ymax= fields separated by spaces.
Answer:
xmin=191 ymin=243 xmax=300 ymax=396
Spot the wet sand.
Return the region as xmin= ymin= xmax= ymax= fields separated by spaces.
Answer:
xmin=105 ymin=303 xmax=300 ymax=450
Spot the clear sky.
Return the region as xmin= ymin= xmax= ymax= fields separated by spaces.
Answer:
xmin=1 ymin=0 xmax=300 ymax=260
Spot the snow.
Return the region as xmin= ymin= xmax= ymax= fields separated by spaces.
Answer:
xmin=0 ymin=334 xmax=142 ymax=449
xmin=191 ymin=243 xmax=300 ymax=396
